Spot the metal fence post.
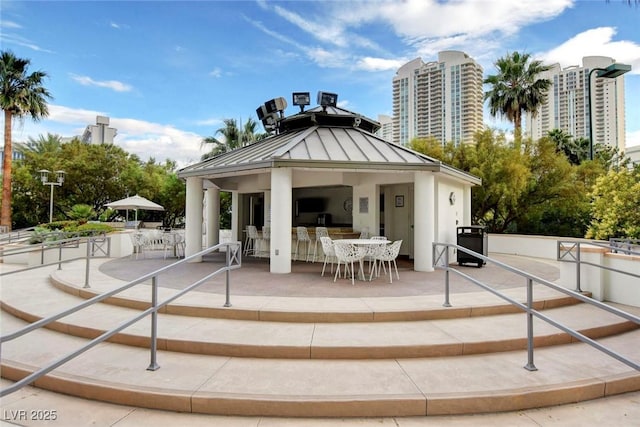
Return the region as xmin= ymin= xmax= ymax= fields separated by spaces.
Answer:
xmin=575 ymin=243 xmax=582 ymax=293
xmin=147 ymin=276 xmax=160 ymax=371
xmin=58 ymin=242 xmax=63 ymax=270
xmin=224 ymin=243 xmax=232 ymax=307
xmin=443 ymin=246 xmax=451 ymax=307
xmin=84 ymin=238 xmax=91 ymax=288
xmin=524 ymin=278 xmax=537 ymax=371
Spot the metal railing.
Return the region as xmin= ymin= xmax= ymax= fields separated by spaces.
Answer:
xmin=0 ymin=241 xmax=242 ymax=397
xmin=0 ymin=232 xmax=111 ymax=288
xmin=0 ymin=226 xmax=36 ymax=245
xmin=610 ymin=238 xmax=640 ymax=255
xmin=433 ymin=243 xmax=640 ymax=372
xmin=557 ymin=240 xmax=640 ymax=293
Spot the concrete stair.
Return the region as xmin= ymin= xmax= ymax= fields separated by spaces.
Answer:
xmin=1 ymin=260 xmax=639 ymax=417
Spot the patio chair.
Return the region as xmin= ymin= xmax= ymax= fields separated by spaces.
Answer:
xmin=333 ymin=241 xmax=366 ymax=285
xmin=374 ymin=240 xmax=403 ymax=283
xmin=358 ymin=227 xmax=370 ymax=239
xmin=129 ymin=232 xmax=148 ymax=259
xmin=364 ymin=236 xmax=387 ymax=279
xmin=312 ymin=227 xmax=329 ymax=262
xmin=245 ymin=225 xmax=263 ymax=257
xmin=262 ymin=225 xmax=270 ymax=256
xmin=294 ymin=226 xmax=313 ymax=262
xmin=162 ymin=232 xmax=185 ymax=259
xmin=319 ymin=236 xmax=336 ymax=277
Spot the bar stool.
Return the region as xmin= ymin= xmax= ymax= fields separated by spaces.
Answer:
xmin=312 ymin=227 xmax=329 ymax=262
xmin=245 ymin=225 xmax=262 ymax=256
xmin=294 ymin=226 xmax=312 ymax=261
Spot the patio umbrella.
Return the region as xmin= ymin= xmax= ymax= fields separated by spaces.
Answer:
xmin=105 ymin=194 xmax=164 ymax=224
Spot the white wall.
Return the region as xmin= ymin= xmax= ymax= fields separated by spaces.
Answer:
xmin=489 ymin=234 xmax=639 ymax=307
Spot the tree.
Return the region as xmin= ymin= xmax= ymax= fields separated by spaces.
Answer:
xmin=587 ymin=168 xmax=640 ymax=239
xmin=201 ymin=118 xmax=242 ymax=159
xmin=484 ymin=52 xmax=552 ymax=142
xmin=1 ymin=50 xmax=52 ymax=230
xmin=201 ymin=117 xmax=267 ymax=160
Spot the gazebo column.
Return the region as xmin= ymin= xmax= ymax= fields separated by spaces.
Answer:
xmin=185 ymin=177 xmax=203 ymax=262
xmin=230 ymin=191 xmax=239 ymax=243
xmin=463 ymin=185 xmax=472 ymax=227
xmin=205 ymin=187 xmax=220 ymax=247
xmin=270 ymin=168 xmax=292 ymax=273
xmin=414 ymin=171 xmax=435 ymax=272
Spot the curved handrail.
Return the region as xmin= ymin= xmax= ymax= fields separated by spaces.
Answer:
xmin=0 ymin=241 xmax=242 ymax=397
xmin=433 ymin=242 xmax=640 ymax=372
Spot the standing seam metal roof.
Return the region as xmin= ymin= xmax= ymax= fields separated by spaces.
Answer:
xmin=178 ymin=125 xmax=441 ymax=177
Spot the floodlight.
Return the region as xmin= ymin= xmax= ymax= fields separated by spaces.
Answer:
xmin=317 ymin=91 xmax=338 ymax=107
xmin=292 ymin=92 xmax=310 ymax=112
xmin=264 ymin=97 xmax=287 ymax=114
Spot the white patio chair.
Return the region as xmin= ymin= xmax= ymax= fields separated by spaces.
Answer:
xmin=312 ymin=227 xmax=329 ymax=262
xmin=319 ymin=236 xmax=337 ymax=277
xmin=294 ymin=226 xmax=312 ymax=262
xmin=245 ymin=225 xmax=263 ymax=257
xmin=333 ymin=241 xmax=366 ymax=285
xmin=364 ymin=236 xmax=387 ymax=279
xmin=261 ymin=225 xmax=270 ymax=257
xmin=129 ymin=232 xmax=147 ymax=259
xmin=162 ymin=232 xmax=184 ymax=259
xmin=374 ymin=240 xmax=403 ymax=283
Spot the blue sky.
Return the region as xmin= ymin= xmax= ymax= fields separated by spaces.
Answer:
xmin=2 ymin=0 xmax=639 ymax=167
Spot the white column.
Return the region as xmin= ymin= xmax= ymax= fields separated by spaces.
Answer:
xmin=414 ymin=171 xmax=435 ymax=272
xmin=263 ymin=190 xmax=271 ymax=227
xmin=463 ymin=185 xmax=472 ymax=227
xmin=270 ymin=168 xmax=292 ymax=273
xmin=185 ymin=177 xmax=203 ymax=262
xmin=230 ymin=191 xmax=239 ymax=243
xmin=205 ymin=187 xmax=220 ymax=247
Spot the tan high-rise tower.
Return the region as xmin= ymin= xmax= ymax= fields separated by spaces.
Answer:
xmin=392 ymin=51 xmax=484 ymax=146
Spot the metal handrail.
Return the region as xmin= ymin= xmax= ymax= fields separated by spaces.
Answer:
xmin=557 ymin=240 xmax=640 ymax=293
xmin=0 ymin=226 xmax=35 ymax=245
xmin=433 ymin=242 xmax=640 ymax=372
xmin=0 ymin=241 xmax=242 ymax=397
xmin=1 ymin=233 xmax=111 ymax=287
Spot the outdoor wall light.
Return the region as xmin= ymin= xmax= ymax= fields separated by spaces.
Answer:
xmin=292 ymin=92 xmax=310 ymax=112
xmin=317 ymin=91 xmax=338 ymax=107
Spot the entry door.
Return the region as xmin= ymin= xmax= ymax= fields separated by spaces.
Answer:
xmin=383 ymin=184 xmax=412 ymax=257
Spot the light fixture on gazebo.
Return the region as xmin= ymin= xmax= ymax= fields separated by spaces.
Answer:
xmin=292 ymin=92 xmax=310 ymax=112
xmin=317 ymin=91 xmax=338 ymax=110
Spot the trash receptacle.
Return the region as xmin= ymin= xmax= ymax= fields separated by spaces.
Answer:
xmin=457 ymin=226 xmax=487 ymax=267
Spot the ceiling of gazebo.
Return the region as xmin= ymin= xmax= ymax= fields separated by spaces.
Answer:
xmin=177 ymin=106 xmax=480 ymax=185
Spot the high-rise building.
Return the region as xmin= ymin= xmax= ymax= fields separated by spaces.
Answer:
xmin=392 ymin=51 xmax=484 ymax=146
xmin=525 ymin=56 xmax=627 ymax=152
xmin=81 ymin=116 xmax=117 ymax=144
xmin=375 ymin=114 xmax=393 ymax=142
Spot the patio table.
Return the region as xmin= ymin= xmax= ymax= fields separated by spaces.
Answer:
xmin=334 ymin=239 xmax=390 ymax=281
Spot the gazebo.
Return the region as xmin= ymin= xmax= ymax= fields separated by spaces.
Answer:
xmin=177 ymin=93 xmax=480 ymax=274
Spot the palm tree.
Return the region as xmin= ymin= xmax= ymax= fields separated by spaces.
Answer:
xmin=22 ymin=133 xmax=62 ymax=154
xmin=1 ymin=50 xmax=52 ymax=230
xmin=484 ymin=52 xmax=552 ymax=141
xmin=201 ymin=117 xmax=267 ymax=160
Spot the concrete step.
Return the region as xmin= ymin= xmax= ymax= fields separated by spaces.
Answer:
xmin=2 ymin=312 xmax=639 ymax=417
xmin=1 ymin=267 xmax=637 ymax=360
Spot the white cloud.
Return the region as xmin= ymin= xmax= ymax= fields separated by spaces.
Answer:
xmin=356 ymin=57 xmax=405 ymax=72
xmin=70 ymin=74 xmax=133 ymax=92
xmin=627 ymin=129 xmax=640 ymax=147
xmin=537 ymin=27 xmax=640 ymax=74
xmin=347 ymin=0 xmax=573 ymax=40
xmin=209 ymin=67 xmax=222 ymax=78
xmin=110 ymin=21 xmax=121 ymax=29
xmin=15 ymin=105 xmax=206 ymax=168
xmin=0 ymin=33 xmax=55 ymax=53
xmin=1 ymin=20 xmax=22 ymax=29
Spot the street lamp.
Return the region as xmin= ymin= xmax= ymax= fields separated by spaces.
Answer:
xmin=587 ymin=63 xmax=631 ymax=160
xmin=38 ymin=169 xmax=65 ymax=223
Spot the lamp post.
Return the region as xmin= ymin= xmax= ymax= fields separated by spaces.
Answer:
xmin=39 ymin=169 xmax=65 ymax=223
xmin=587 ymin=63 xmax=631 ymax=160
